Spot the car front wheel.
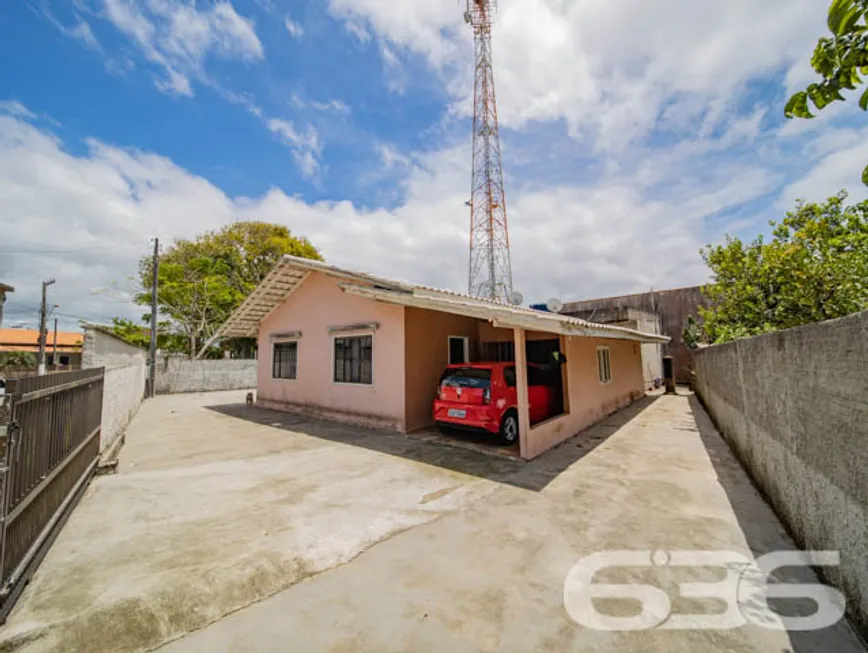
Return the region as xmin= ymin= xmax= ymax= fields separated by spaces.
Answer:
xmin=499 ymin=411 xmax=519 ymax=445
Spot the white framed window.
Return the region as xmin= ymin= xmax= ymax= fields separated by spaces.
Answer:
xmin=272 ymin=341 xmax=298 ymax=380
xmin=597 ymin=346 xmax=612 ymax=384
xmin=333 ymin=334 xmax=373 ymax=385
xmin=448 ymin=336 xmax=470 ymax=364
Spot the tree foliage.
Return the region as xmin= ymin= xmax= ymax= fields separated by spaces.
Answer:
xmin=700 ymin=192 xmax=868 ymax=343
xmin=0 ymin=351 xmax=37 ymax=372
xmin=682 ymin=315 xmax=702 ymax=350
xmin=785 ymin=0 xmax=868 ymax=183
xmin=108 ymin=317 xmax=189 ymax=352
xmin=109 ymin=318 xmax=151 ymax=349
xmin=128 ymin=222 xmax=321 ymax=357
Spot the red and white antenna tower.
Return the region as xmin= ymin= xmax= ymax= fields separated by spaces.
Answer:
xmin=465 ymin=0 xmax=516 ymax=304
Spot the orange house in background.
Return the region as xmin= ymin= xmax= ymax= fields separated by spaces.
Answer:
xmin=0 ymin=329 xmax=84 ymax=368
xmin=212 ymin=256 xmax=669 ymax=460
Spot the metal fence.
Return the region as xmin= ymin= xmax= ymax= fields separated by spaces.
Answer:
xmin=0 ymin=367 xmax=104 ymax=620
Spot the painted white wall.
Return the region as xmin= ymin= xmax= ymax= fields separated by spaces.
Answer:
xmin=100 ymin=363 xmax=146 ymax=452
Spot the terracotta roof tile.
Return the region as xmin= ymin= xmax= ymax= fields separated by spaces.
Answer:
xmin=0 ymin=328 xmax=83 ymax=348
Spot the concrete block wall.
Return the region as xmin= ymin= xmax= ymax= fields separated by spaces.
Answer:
xmin=100 ymin=363 xmax=146 ymax=452
xmin=693 ymin=310 xmax=868 ymax=637
xmin=82 ymin=325 xmax=147 ymax=369
xmin=155 ymin=357 xmax=256 ymax=395
xmin=82 ymin=326 xmax=147 ymax=453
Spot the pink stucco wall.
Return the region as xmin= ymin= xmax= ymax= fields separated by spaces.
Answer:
xmin=257 ymin=271 xmax=407 ymax=430
xmin=523 ymin=336 xmax=645 ymax=459
xmin=254 ymin=273 xmax=645 ymax=451
xmin=404 ymin=307 xmax=480 ymax=432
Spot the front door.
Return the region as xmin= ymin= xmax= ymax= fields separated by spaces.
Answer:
xmin=448 ymin=336 xmax=468 ymax=364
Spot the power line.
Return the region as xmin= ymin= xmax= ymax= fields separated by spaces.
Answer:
xmin=2 ymin=308 xmax=129 ymax=324
xmin=0 ymin=243 xmax=147 ymax=255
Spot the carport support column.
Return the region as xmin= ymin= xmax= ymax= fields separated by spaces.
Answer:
xmin=513 ymin=327 xmax=531 ymax=459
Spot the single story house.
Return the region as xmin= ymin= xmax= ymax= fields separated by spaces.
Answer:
xmin=0 ymin=328 xmax=83 ymax=368
xmin=212 ymin=256 xmax=669 ymax=460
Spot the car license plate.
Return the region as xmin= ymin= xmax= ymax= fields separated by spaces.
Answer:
xmin=447 ymin=409 xmax=466 ymax=419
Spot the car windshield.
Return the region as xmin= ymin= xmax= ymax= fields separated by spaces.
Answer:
xmin=439 ymin=367 xmax=491 ymax=389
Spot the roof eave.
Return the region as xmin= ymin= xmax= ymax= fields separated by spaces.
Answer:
xmin=209 ymin=255 xmax=415 ymax=345
xmin=339 ymin=283 xmax=669 ymax=344
xmin=210 ymin=256 xmax=671 ymax=348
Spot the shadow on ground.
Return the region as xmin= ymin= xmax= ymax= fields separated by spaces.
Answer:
xmin=206 ymin=395 xmax=661 ymax=492
xmin=688 ymin=395 xmax=865 ymax=653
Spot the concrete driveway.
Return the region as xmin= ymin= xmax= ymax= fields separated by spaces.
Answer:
xmin=0 ymin=391 xmax=863 ymax=653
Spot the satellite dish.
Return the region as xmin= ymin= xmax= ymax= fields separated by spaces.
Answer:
xmin=546 ymin=297 xmax=564 ymax=313
xmin=508 ymin=290 xmax=524 ymax=306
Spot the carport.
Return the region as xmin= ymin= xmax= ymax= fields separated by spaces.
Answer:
xmin=340 ymin=283 xmax=666 ymax=459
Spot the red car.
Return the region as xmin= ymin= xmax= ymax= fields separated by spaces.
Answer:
xmin=433 ymin=362 xmax=556 ymax=445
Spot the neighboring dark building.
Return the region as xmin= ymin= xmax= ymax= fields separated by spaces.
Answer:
xmin=562 ymin=286 xmax=708 ymax=382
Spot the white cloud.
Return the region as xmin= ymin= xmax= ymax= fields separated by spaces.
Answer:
xmin=100 ymin=0 xmax=263 ymax=97
xmin=63 ymin=2 xmax=321 ymax=179
xmin=69 ymin=19 xmax=102 ymax=51
xmin=310 ymin=99 xmax=350 ymax=114
xmin=36 ymin=1 xmax=104 ymax=53
xmin=0 ymin=109 xmax=794 ymax=331
xmin=284 ymin=16 xmax=304 ymax=39
xmin=292 ymin=95 xmax=350 ymax=114
xmin=154 ymin=67 xmax=193 ymax=96
xmin=342 ymin=19 xmax=371 ymax=43
xmin=776 ymin=99 xmax=854 ymax=139
xmin=328 ymin=0 xmax=459 ymax=67
xmin=0 ymin=114 xmax=236 ymax=328
xmin=266 ymin=119 xmax=322 ymax=181
xmin=8 ymin=0 xmax=863 ymax=333
xmin=379 ymin=144 xmax=411 ymax=169
xmin=0 ymin=101 xmax=36 ymax=120
xmin=327 ymin=0 xmax=830 ymax=150
xmin=778 ymin=129 xmax=868 ymax=208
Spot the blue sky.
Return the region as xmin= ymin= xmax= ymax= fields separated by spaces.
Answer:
xmin=0 ymin=1 xmax=446 ymax=204
xmin=1 ymin=0 xmax=866 ymax=330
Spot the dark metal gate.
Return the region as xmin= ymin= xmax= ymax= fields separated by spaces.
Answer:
xmin=0 ymin=368 xmax=104 ymax=620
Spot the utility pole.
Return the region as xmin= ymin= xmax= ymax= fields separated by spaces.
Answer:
xmin=37 ymin=278 xmax=56 ymax=376
xmin=148 ymin=238 xmax=160 ymax=397
xmin=52 ymin=318 xmax=58 ymax=370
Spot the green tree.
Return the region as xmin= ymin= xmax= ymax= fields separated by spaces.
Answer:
xmin=682 ymin=316 xmax=702 ymax=350
xmin=786 ymin=0 xmax=868 ymax=183
xmin=700 ymin=191 xmax=868 ymax=343
xmin=124 ymin=222 xmax=321 ymax=358
xmin=109 ymin=318 xmax=151 ymax=349
xmin=108 ymin=317 xmax=190 ymax=352
xmin=0 ymin=351 xmax=37 ymax=372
